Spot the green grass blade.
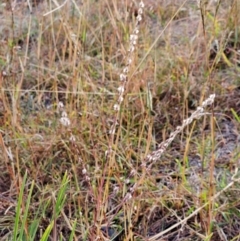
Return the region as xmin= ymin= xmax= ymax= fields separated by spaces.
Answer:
xmin=69 ymin=219 xmax=77 ymax=241
xmin=28 ymin=219 xmax=40 ymax=241
xmin=19 ymin=180 xmax=35 ymax=239
xmin=231 ymin=108 xmax=240 ymax=122
xmin=54 ymin=171 xmax=69 ymax=218
xmin=13 ymin=171 xmax=28 ymax=241
xmin=40 ymin=220 xmax=54 ymax=241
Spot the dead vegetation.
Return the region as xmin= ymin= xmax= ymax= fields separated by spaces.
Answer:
xmin=0 ymin=0 xmax=240 ymax=240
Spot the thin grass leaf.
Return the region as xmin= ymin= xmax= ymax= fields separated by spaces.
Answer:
xmin=13 ymin=171 xmax=28 ymax=241
xmin=28 ymin=219 xmax=39 ymax=241
xmin=69 ymin=219 xmax=77 ymax=241
xmin=54 ymin=171 xmax=69 ymax=218
xmin=40 ymin=220 xmax=54 ymax=241
xmin=231 ymin=108 xmax=240 ymax=123
xmin=19 ymin=180 xmax=35 ymax=239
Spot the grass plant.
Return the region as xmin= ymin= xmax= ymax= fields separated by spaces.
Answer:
xmin=0 ymin=0 xmax=240 ymax=240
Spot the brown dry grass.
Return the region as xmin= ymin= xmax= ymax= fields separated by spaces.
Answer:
xmin=0 ymin=0 xmax=240 ymax=240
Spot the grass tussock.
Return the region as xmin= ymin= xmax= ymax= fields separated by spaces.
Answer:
xmin=0 ymin=0 xmax=240 ymax=240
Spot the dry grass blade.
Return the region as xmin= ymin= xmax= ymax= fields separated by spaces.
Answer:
xmin=149 ymin=169 xmax=240 ymax=241
xmin=0 ymin=0 xmax=240 ymax=240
